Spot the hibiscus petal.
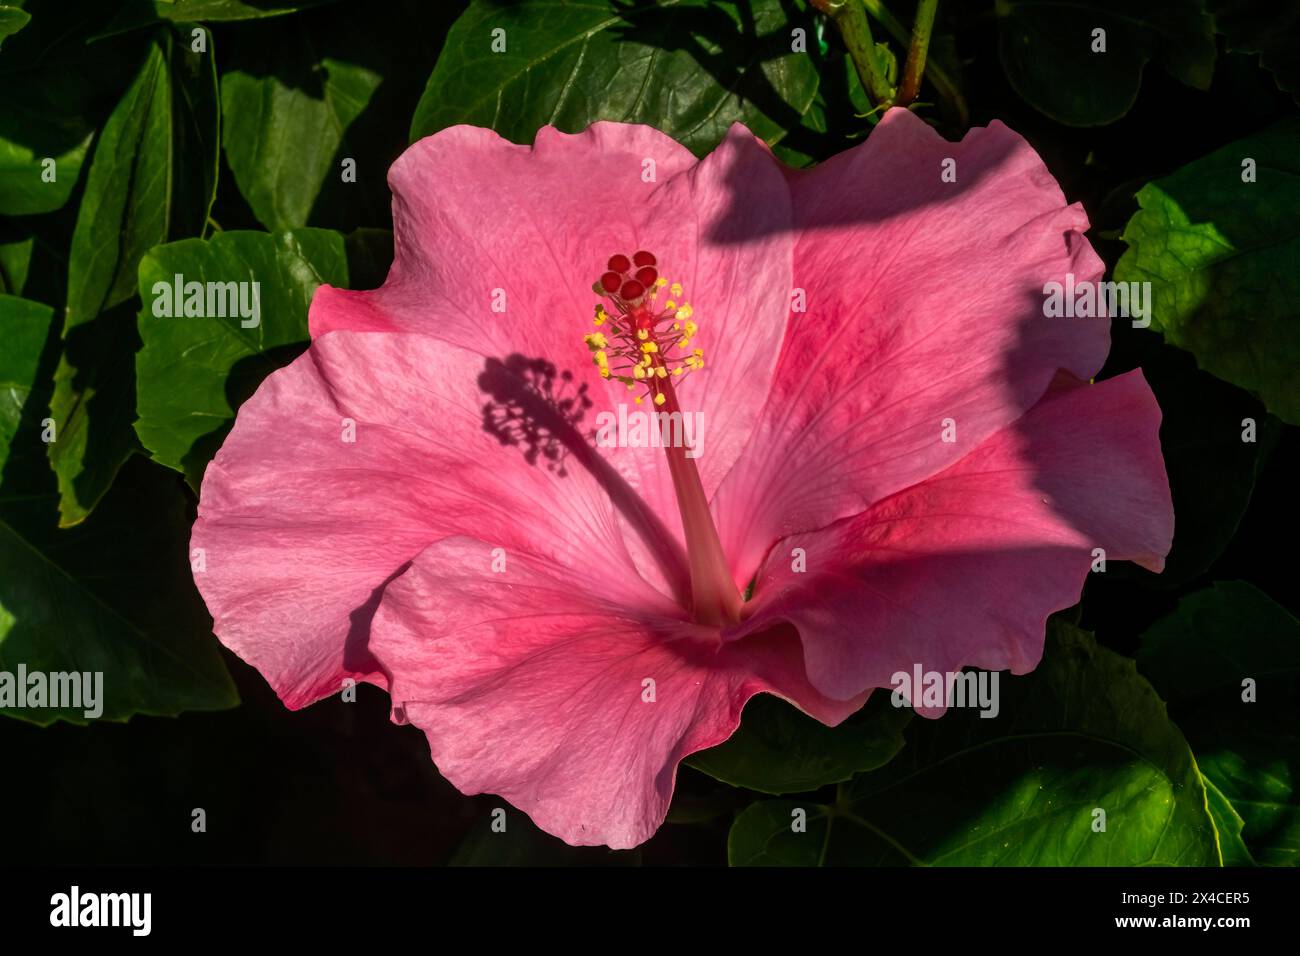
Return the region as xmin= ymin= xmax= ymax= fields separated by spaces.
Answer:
xmin=309 ymin=121 xmax=794 ymax=514
xmin=370 ymin=536 xmax=864 ymax=849
xmin=713 ymin=107 xmax=1111 ymax=582
xmin=732 ymin=370 xmax=1173 ymax=706
xmin=193 ymin=330 xmax=684 ymax=710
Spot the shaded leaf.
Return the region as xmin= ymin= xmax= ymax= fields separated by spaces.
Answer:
xmin=730 ymin=623 xmax=1219 ymax=865
xmin=1115 ymin=118 xmax=1300 ymax=423
xmin=997 ymin=0 xmax=1215 ymax=125
xmin=0 ymin=0 xmax=138 ymax=215
xmin=0 ymin=294 xmax=237 ymax=724
xmin=101 ymin=0 xmax=343 ymax=34
xmin=0 ymin=5 xmax=29 ymax=50
xmin=688 ymin=691 xmax=911 ymax=795
xmin=410 ymin=0 xmax=820 ymax=157
xmin=1211 ymin=0 xmax=1300 ymax=102
xmin=1103 ymin=336 xmax=1282 ymax=587
xmin=1138 ymin=581 xmax=1300 ymax=865
xmin=219 ymin=0 xmax=450 ymax=233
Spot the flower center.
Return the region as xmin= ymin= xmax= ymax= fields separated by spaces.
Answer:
xmin=585 ymin=250 xmax=742 ymax=626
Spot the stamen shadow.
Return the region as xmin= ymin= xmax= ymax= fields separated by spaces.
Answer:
xmin=478 ymin=354 xmax=691 ymax=606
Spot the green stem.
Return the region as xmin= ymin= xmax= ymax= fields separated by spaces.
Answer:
xmin=810 ymin=0 xmax=895 ymax=108
xmin=861 ymin=0 xmax=968 ymax=125
xmin=895 ymin=0 xmax=938 ymax=108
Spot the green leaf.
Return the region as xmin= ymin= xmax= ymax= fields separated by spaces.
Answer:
xmin=1115 ymin=118 xmax=1300 ymax=424
xmin=0 ymin=6 xmax=30 ymax=49
xmin=729 ymin=623 xmax=1220 ymax=866
xmin=0 ymin=225 xmax=32 ymax=295
xmin=996 ymin=0 xmax=1215 ymax=125
xmin=134 ymin=229 xmax=348 ymax=489
xmin=102 ymin=0 xmax=343 ymax=32
xmin=0 ymin=0 xmax=138 ymax=215
xmin=729 ymin=800 xmax=831 ymax=865
xmin=218 ymin=1 xmax=448 ymax=233
xmin=170 ymin=23 xmax=221 ymax=239
xmin=410 ymin=0 xmax=820 ymax=157
xmin=0 ymin=294 xmax=237 ymax=724
xmin=1138 ymin=581 xmax=1300 ymax=865
xmin=1211 ymin=0 xmax=1300 ymax=102
xmin=64 ymin=38 xmax=172 ymax=327
xmin=0 ymin=200 xmax=77 ymax=307
xmin=0 ymin=293 xmax=54 ymax=490
xmin=688 ymin=692 xmax=911 ymax=795
xmin=51 ymin=29 xmax=220 ymax=526
xmin=219 ymin=20 xmax=381 ymax=232
xmin=0 ymin=462 xmax=241 ymax=724
xmin=1203 ymin=774 xmax=1255 ymax=866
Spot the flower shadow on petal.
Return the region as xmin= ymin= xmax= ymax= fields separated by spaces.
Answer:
xmin=706 ymin=110 xmax=1024 ymax=243
xmin=477 ymin=353 xmax=691 ymax=606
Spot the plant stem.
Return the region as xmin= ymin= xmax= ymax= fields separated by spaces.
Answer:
xmin=895 ymin=0 xmax=938 ymax=109
xmin=810 ymin=0 xmax=895 ymax=108
xmin=861 ymin=0 xmax=968 ymax=124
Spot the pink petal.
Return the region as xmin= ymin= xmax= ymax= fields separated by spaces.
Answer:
xmin=713 ymin=107 xmax=1112 ymax=582
xmin=193 ymin=330 xmax=681 ymax=710
xmin=370 ymin=536 xmax=865 ymax=849
xmin=311 ymin=122 xmax=795 ymax=517
xmin=731 ymin=370 xmax=1173 ymax=706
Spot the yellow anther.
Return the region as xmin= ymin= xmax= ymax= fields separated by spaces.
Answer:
xmin=670 ymin=283 xmax=683 ymax=298
xmin=683 ymin=320 xmax=698 ymax=337
xmin=594 ymin=350 xmax=608 ymax=367
xmin=634 ymin=395 xmax=643 ymax=405
xmin=665 ymin=300 xmax=676 ymax=310
xmin=655 ymin=367 xmax=667 ymax=379
xmin=637 ymin=329 xmax=649 ymax=341
xmin=641 ymin=340 xmax=658 ymax=354
xmin=585 ymin=332 xmax=608 ymax=350
xmin=654 ymin=392 xmax=666 ymax=406
xmin=633 ymin=365 xmax=646 ymax=380
xmin=655 ymin=277 xmax=668 ymax=288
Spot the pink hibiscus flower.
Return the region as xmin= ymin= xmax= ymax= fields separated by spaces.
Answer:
xmin=192 ymin=108 xmax=1173 ymax=849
